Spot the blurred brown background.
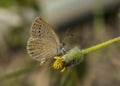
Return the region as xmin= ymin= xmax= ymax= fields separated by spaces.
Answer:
xmin=0 ymin=0 xmax=120 ymax=86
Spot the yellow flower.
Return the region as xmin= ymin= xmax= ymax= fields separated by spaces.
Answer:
xmin=53 ymin=56 xmax=66 ymax=72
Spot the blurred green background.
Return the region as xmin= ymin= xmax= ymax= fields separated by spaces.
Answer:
xmin=0 ymin=0 xmax=120 ymax=86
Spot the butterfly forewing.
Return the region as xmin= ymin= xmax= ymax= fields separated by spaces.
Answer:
xmin=30 ymin=17 xmax=60 ymax=44
xmin=27 ymin=17 xmax=60 ymax=63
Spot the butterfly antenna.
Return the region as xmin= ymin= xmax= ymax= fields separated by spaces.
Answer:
xmin=62 ymin=28 xmax=73 ymax=45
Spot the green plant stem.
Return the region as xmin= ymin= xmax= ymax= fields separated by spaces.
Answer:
xmin=81 ymin=36 xmax=120 ymax=55
xmin=53 ymin=36 xmax=120 ymax=72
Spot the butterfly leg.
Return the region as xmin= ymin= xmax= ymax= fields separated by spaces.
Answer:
xmin=40 ymin=58 xmax=47 ymax=65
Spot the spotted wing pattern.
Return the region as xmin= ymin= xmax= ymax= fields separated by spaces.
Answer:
xmin=27 ymin=17 xmax=60 ymax=63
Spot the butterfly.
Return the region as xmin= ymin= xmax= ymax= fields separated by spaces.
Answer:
xmin=27 ymin=17 xmax=62 ymax=65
